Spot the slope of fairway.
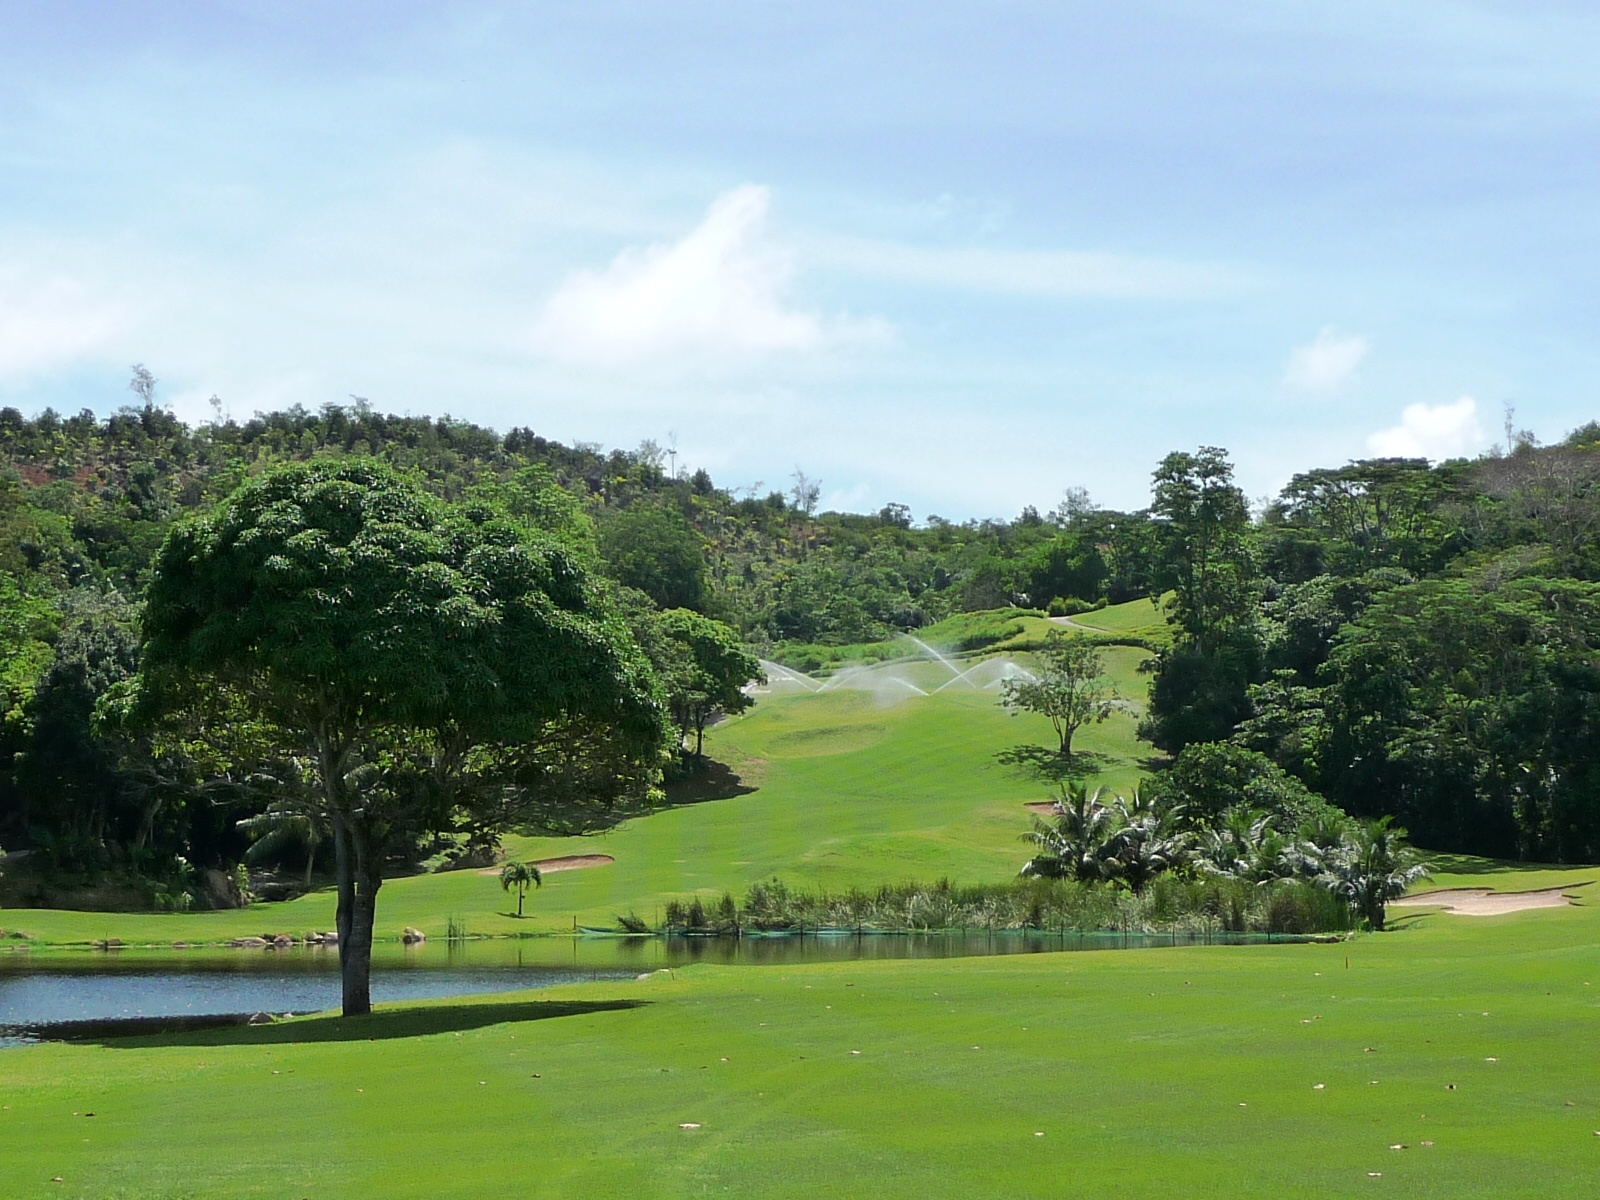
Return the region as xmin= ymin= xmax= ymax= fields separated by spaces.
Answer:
xmin=3 ymin=871 xmax=1597 ymax=1199
xmin=1 ymin=647 xmax=1155 ymax=944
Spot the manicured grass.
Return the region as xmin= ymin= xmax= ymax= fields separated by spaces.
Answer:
xmin=1063 ymin=594 xmax=1172 ymax=639
xmin=3 ymin=877 xmax=1598 ymax=1198
xmin=0 ymin=648 xmax=1154 ymax=946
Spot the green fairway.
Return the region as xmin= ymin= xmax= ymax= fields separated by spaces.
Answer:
xmin=4 ymin=597 xmax=1598 ymax=1197
xmin=3 ymin=876 xmax=1598 ymax=1199
xmin=1 ymin=642 xmax=1155 ymax=946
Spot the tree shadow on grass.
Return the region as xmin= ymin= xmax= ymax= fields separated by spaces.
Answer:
xmin=995 ymin=744 xmax=1109 ymax=785
xmin=661 ymin=757 xmax=760 ymax=809
xmin=32 ymin=998 xmax=649 ymax=1050
xmin=1421 ymin=852 xmax=1575 ymax=876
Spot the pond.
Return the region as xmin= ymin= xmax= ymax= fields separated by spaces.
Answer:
xmin=0 ymin=928 xmax=1303 ymax=1042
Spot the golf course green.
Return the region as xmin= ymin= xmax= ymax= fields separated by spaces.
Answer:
xmin=0 ymin=628 xmax=1157 ymax=946
xmin=2 ymin=604 xmax=1596 ymax=1197
xmin=2 ymin=870 xmax=1596 ymax=1198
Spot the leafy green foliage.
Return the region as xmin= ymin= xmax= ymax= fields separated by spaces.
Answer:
xmin=1314 ymin=573 xmax=1600 ymax=859
xmin=999 ymin=630 xmax=1114 ymax=756
xmin=1142 ymin=742 xmax=1334 ymax=830
xmin=653 ymin=609 xmax=764 ymax=759
xmin=598 ymin=503 xmax=709 ymax=612
xmin=1309 ymin=816 xmax=1429 ymax=931
xmin=136 ymin=459 xmax=666 ymax=1013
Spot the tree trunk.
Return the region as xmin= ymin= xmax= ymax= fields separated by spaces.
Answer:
xmin=340 ymin=816 xmax=382 ymax=1016
xmin=332 ymin=811 xmax=354 ymax=968
xmin=133 ymin=795 xmax=162 ymax=853
xmin=517 ymin=887 xmax=525 ymax=918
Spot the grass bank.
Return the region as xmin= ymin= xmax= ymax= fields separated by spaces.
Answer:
xmin=2 ymin=872 xmax=1597 ymax=1198
xmin=0 ymin=642 xmax=1156 ymax=946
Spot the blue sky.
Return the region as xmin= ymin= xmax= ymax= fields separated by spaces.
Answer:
xmin=2 ymin=2 xmax=1597 ymax=517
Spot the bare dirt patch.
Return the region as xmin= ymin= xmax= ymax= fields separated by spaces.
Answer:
xmin=1023 ymin=802 xmax=1058 ymax=815
xmin=1389 ymin=885 xmax=1586 ymax=916
xmin=478 ymin=854 xmax=614 ymax=876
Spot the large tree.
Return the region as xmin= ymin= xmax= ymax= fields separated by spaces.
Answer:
xmin=653 ymin=609 xmax=764 ymax=761
xmin=136 ymin=461 xmax=665 ymax=1015
xmin=1142 ymin=448 xmax=1262 ymax=753
xmin=1149 ymin=447 xmax=1257 ymax=656
xmin=598 ymin=503 xmax=708 ymax=611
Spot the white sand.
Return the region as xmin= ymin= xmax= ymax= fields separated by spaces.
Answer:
xmin=1390 ymin=885 xmax=1583 ymax=916
xmin=477 ymin=853 xmax=615 ymax=876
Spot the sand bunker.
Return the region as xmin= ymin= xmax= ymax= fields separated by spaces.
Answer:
xmin=1389 ymin=885 xmax=1585 ymax=916
xmin=478 ymin=854 xmax=614 ymax=876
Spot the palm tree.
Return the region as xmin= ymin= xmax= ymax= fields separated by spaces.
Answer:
xmin=1315 ymin=816 xmax=1429 ymax=930
xmin=239 ymin=803 xmax=329 ymax=887
xmin=1103 ymin=788 xmax=1190 ymax=893
xmin=499 ymin=861 xmax=543 ymax=918
xmin=1196 ymin=807 xmax=1302 ymax=885
xmin=1020 ymin=783 xmax=1118 ymax=882
xmin=1196 ymin=806 xmax=1272 ymax=879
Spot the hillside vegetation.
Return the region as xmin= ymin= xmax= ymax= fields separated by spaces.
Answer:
xmin=3 ymin=381 xmax=1600 ymax=918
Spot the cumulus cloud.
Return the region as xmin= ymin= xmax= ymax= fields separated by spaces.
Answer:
xmin=532 ymin=185 xmax=878 ymax=369
xmin=1367 ymin=396 xmax=1487 ymax=460
xmin=1284 ymin=326 xmax=1368 ymax=391
xmin=0 ymin=268 xmax=129 ymax=380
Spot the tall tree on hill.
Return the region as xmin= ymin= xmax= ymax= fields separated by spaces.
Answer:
xmin=654 ymin=609 xmax=764 ymax=761
xmin=1262 ymin=458 xmax=1457 ymax=581
xmin=135 ymin=461 xmax=665 ymax=1016
xmin=1149 ymin=447 xmax=1257 ymax=656
xmin=1141 ymin=448 xmax=1261 ymax=753
xmin=598 ymin=503 xmax=709 ymax=611
xmin=999 ymin=631 xmax=1113 ymax=758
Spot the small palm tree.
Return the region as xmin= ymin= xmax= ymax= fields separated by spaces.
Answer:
xmin=1196 ymin=806 xmax=1306 ymax=885
xmin=1103 ymin=788 xmax=1189 ymax=893
xmin=1021 ymin=782 xmax=1118 ymax=882
xmin=499 ymin=861 xmax=543 ymax=918
xmin=1315 ymin=816 xmax=1429 ymax=931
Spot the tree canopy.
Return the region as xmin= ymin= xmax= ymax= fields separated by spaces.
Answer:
xmin=135 ymin=460 xmax=666 ymax=1013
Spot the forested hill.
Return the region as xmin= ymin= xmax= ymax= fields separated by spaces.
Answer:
xmin=5 ymin=387 xmax=1600 ymax=899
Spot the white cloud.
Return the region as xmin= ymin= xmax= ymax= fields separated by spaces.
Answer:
xmin=1366 ymin=396 xmax=1487 ymax=460
xmin=1284 ymin=326 xmax=1368 ymax=390
xmin=531 ymin=185 xmax=880 ymax=369
xmin=0 ymin=267 xmax=131 ymax=380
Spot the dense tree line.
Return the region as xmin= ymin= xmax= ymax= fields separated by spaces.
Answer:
xmin=1141 ymin=431 xmax=1600 ymax=862
xmin=3 ymin=373 xmax=1600 ymax=902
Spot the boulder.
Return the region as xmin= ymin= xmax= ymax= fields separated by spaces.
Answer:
xmin=402 ymin=926 xmax=426 ymax=944
xmin=201 ymin=868 xmax=246 ymax=910
xmin=230 ymin=936 xmax=269 ymax=948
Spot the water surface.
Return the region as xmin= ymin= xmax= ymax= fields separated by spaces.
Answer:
xmin=0 ymin=928 xmax=1299 ymax=1039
